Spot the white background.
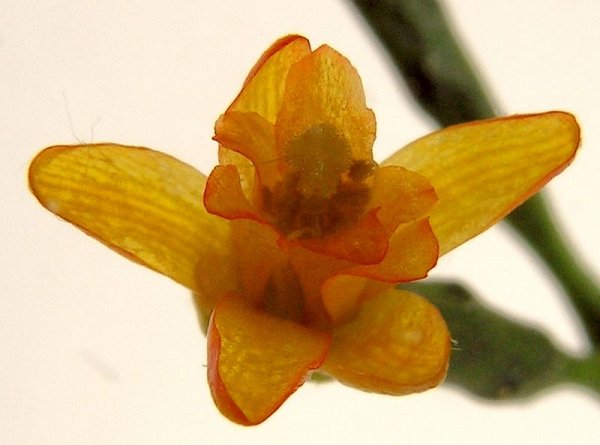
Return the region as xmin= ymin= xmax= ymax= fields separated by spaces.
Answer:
xmin=1 ymin=1 xmax=599 ymax=443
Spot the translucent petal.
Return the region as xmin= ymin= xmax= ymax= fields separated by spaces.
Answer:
xmin=207 ymin=294 xmax=331 ymax=425
xmin=228 ymin=35 xmax=311 ymax=122
xmin=288 ymin=245 xmax=352 ymax=327
xmin=218 ymin=36 xmax=310 ymax=200
xmin=204 ymin=165 xmax=261 ymax=220
xmin=353 ymin=218 xmax=438 ymax=282
xmin=322 ymin=219 xmax=438 ymax=323
xmin=370 ymin=165 xmax=438 ymax=234
xmin=29 ymin=144 xmax=234 ymax=294
xmin=321 ymin=275 xmax=369 ymax=325
xmin=384 ymin=112 xmax=580 ymax=254
xmin=323 ymin=289 xmax=450 ymax=394
xmin=297 ymin=208 xmax=388 ymax=265
xmin=214 ymin=111 xmax=279 ymax=188
xmin=230 ymin=219 xmax=286 ymax=306
xmin=276 ymin=45 xmax=376 ymax=161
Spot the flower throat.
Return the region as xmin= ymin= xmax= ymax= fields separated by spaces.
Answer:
xmin=262 ymin=123 xmax=374 ymax=239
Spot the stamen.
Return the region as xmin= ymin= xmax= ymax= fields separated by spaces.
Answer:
xmin=284 ymin=123 xmax=352 ymax=197
xmin=263 ymin=123 xmax=376 ymax=238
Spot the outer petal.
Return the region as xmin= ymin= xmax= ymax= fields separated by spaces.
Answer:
xmin=207 ymin=294 xmax=331 ymax=425
xmin=385 ymin=112 xmax=580 ymax=254
xmin=276 ymin=45 xmax=376 ymax=162
xmin=322 ymin=289 xmax=450 ymax=394
xmin=29 ymin=144 xmax=235 ymax=295
xmin=228 ymin=35 xmax=311 ymax=121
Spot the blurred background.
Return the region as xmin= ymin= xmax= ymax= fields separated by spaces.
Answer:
xmin=1 ymin=1 xmax=598 ymax=443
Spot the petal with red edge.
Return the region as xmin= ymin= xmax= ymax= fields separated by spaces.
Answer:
xmin=297 ymin=209 xmax=388 ymax=265
xmin=229 ymin=35 xmax=311 ymax=122
xmin=321 ymin=220 xmax=438 ymax=324
xmin=370 ymin=165 xmax=438 ymax=234
xmin=28 ymin=144 xmax=235 ymax=295
xmin=323 ymin=289 xmax=450 ymax=394
xmin=214 ymin=111 xmax=279 ymax=189
xmin=276 ymin=45 xmax=376 ymax=162
xmin=207 ymin=294 xmax=331 ymax=425
xmin=352 ymin=218 xmax=439 ymax=282
xmin=384 ymin=112 xmax=580 ymax=255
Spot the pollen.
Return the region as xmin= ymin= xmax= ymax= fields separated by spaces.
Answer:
xmin=263 ymin=123 xmax=375 ymax=239
xmin=284 ymin=123 xmax=352 ymax=197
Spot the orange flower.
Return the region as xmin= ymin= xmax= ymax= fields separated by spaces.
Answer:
xmin=29 ymin=35 xmax=580 ymax=426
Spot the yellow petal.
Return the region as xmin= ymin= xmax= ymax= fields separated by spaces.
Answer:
xmin=322 ymin=219 xmax=438 ymax=324
xmin=321 ymin=275 xmax=370 ymax=325
xmin=29 ymin=144 xmax=235 ymax=296
xmin=218 ymin=36 xmax=309 ymax=199
xmin=276 ymin=45 xmax=376 ymax=162
xmin=230 ymin=219 xmax=286 ymax=306
xmin=353 ymin=218 xmax=438 ymax=282
xmin=289 ymin=245 xmax=352 ymax=327
xmin=370 ymin=165 xmax=438 ymax=234
xmin=214 ymin=111 xmax=279 ymax=189
xmin=322 ymin=289 xmax=450 ymax=394
xmin=229 ymin=35 xmax=311 ymax=122
xmin=385 ymin=112 xmax=580 ymax=254
xmin=207 ymin=294 xmax=331 ymax=425
xmin=204 ymin=165 xmax=261 ymax=220
xmin=297 ymin=208 xmax=388 ymax=265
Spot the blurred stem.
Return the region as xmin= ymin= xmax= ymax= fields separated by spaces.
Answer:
xmin=351 ymin=0 xmax=600 ymax=346
xmin=350 ymin=0 xmax=497 ymax=126
xmin=507 ymin=197 xmax=600 ymax=345
xmin=562 ymin=354 xmax=600 ymax=396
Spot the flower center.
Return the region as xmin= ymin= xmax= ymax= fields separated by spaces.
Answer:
xmin=262 ymin=123 xmax=374 ymax=238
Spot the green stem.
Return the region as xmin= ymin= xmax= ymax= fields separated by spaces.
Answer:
xmin=561 ymin=354 xmax=600 ymax=396
xmin=351 ymin=0 xmax=600 ymax=346
xmin=350 ymin=0 xmax=496 ymax=127
xmin=506 ymin=195 xmax=600 ymax=345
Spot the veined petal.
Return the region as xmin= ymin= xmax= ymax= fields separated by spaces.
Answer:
xmin=29 ymin=144 xmax=235 ymax=294
xmin=207 ymin=294 xmax=331 ymax=425
xmin=385 ymin=112 xmax=580 ymax=254
xmin=229 ymin=35 xmax=311 ymax=122
xmin=370 ymin=165 xmax=438 ymax=234
xmin=322 ymin=289 xmax=450 ymax=394
xmin=276 ymin=45 xmax=376 ymax=162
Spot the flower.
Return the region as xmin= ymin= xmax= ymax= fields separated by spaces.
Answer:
xmin=28 ymin=35 xmax=580 ymax=426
